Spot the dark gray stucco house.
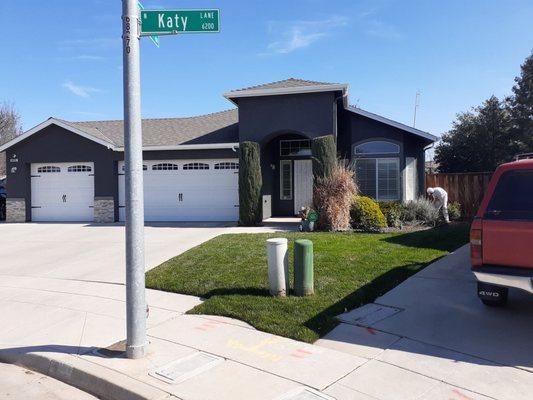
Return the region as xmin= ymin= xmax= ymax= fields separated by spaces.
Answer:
xmin=0 ymin=79 xmax=436 ymax=223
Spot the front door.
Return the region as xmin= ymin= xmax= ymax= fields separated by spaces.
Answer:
xmin=294 ymin=159 xmax=313 ymax=214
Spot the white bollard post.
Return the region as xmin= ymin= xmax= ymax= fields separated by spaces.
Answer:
xmin=266 ymin=238 xmax=289 ymax=297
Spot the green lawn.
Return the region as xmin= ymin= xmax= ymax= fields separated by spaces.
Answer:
xmin=146 ymin=223 xmax=469 ymax=342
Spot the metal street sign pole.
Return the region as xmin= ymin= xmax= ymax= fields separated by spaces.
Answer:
xmin=122 ymin=0 xmax=147 ymax=359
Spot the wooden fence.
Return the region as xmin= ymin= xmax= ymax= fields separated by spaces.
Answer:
xmin=425 ymin=172 xmax=493 ymax=218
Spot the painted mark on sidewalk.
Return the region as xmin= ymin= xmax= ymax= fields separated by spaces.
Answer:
xmin=451 ymin=388 xmax=474 ymax=400
xmin=194 ymin=321 xmax=221 ymax=332
xmin=290 ymin=348 xmax=314 ymax=359
xmin=226 ymin=337 xmax=283 ymax=362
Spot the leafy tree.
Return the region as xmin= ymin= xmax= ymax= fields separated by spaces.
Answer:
xmin=435 ymin=96 xmax=515 ymax=172
xmin=509 ymin=52 xmax=533 ymax=152
xmin=311 ymin=135 xmax=336 ymax=179
xmin=238 ymin=141 xmax=262 ymax=225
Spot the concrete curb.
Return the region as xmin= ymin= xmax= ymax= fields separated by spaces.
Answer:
xmin=0 ymin=350 xmax=174 ymax=400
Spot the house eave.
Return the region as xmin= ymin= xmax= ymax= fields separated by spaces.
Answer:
xmin=223 ymin=84 xmax=348 ymax=100
xmin=0 ymin=118 xmax=116 ymax=152
xmin=346 ymin=106 xmax=437 ymax=142
xmin=115 ymin=143 xmax=240 ymax=152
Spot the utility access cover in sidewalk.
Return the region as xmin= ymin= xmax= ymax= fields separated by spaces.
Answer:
xmin=150 ymin=352 xmax=224 ymax=384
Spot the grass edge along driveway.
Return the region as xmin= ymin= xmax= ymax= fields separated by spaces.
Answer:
xmin=146 ymin=223 xmax=469 ymax=343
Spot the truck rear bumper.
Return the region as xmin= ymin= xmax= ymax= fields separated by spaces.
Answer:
xmin=473 ymin=265 xmax=533 ymax=294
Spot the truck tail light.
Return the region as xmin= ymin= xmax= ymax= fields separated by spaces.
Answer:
xmin=470 ymin=228 xmax=483 ymax=267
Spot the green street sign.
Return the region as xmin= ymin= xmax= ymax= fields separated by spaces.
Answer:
xmin=140 ymin=9 xmax=220 ymax=35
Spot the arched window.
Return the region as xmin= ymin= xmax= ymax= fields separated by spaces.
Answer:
xmin=67 ymin=165 xmax=92 ymax=172
xmin=152 ymin=163 xmax=179 ymax=171
xmin=354 ymin=141 xmax=399 ymax=155
xmin=37 ymin=166 xmax=60 ymax=173
xmin=214 ymin=162 xmax=239 ymax=170
xmin=183 ymin=162 xmax=209 ymax=170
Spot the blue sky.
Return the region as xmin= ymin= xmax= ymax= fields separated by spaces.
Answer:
xmin=1 ymin=0 xmax=532 ymax=138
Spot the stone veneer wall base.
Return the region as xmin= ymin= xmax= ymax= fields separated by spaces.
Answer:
xmin=94 ymin=197 xmax=115 ymax=223
xmin=6 ymin=198 xmax=26 ymax=222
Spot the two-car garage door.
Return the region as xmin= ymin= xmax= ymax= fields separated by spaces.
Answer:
xmin=118 ymin=159 xmax=239 ymax=222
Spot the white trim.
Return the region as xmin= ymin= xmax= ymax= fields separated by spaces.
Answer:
xmin=346 ymin=106 xmax=437 ymax=142
xmin=115 ymin=143 xmax=239 ymax=152
xmin=0 ymin=118 xmax=115 ymax=152
xmin=354 ymin=140 xmax=400 ymax=155
xmin=0 ymin=119 xmax=240 ymax=153
xmin=280 ymin=160 xmax=293 ymax=201
xmin=224 ymin=84 xmax=347 ymax=100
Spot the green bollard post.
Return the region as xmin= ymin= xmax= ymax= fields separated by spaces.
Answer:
xmin=294 ymin=239 xmax=314 ymax=296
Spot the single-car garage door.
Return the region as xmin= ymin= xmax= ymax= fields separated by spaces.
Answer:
xmin=31 ymin=162 xmax=95 ymax=221
xmin=118 ymin=159 xmax=239 ymax=222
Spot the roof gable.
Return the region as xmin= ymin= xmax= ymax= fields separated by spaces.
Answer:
xmin=0 ymin=110 xmax=239 ymax=153
xmin=346 ymin=105 xmax=437 ymax=142
xmin=0 ymin=118 xmax=116 ymax=153
xmin=224 ymin=78 xmax=347 ymax=101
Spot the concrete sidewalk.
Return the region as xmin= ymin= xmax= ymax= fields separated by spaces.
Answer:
xmin=1 ymin=225 xmax=532 ymax=399
xmin=0 ymin=274 xmax=365 ymax=400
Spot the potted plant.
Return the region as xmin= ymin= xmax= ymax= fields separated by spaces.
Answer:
xmin=299 ymin=207 xmax=317 ymax=232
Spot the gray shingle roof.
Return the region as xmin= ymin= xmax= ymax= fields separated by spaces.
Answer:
xmin=62 ymin=109 xmax=238 ymax=147
xmin=228 ymin=78 xmax=339 ymax=93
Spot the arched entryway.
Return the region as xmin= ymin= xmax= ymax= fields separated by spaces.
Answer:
xmin=260 ymin=131 xmax=313 ymax=218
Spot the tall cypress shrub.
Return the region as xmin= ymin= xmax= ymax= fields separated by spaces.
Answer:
xmin=238 ymin=141 xmax=262 ymax=225
xmin=311 ymin=135 xmax=337 ymax=179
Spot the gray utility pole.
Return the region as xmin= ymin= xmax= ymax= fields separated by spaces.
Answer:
xmin=122 ymin=0 xmax=147 ymax=359
xmin=413 ymin=90 xmax=420 ymax=128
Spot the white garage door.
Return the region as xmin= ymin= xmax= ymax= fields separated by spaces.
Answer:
xmin=118 ymin=159 xmax=239 ymax=222
xmin=31 ymin=162 xmax=94 ymax=222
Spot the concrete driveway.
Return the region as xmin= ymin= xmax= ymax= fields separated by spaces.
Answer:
xmin=317 ymin=245 xmax=533 ymax=400
xmin=0 ymin=222 xmax=258 ymax=284
xmin=1 ymin=223 xmax=531 ymax=399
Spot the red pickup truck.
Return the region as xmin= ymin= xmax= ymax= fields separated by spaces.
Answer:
xmin=470 ymin=158 xmax=533 ymax=306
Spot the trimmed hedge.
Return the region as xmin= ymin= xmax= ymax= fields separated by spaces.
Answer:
xmin=311 ymin=135 xmax=337 ymax=179
xmin=351 ymin=196 xmax=386 ymax=232
xmin=238 ymin=141 xmax=262 ymax=226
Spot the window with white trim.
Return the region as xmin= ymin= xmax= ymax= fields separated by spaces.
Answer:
xmin=280 ymin=160 xmax=292 ymax=200
xmin=355 ymin=158 xmax=400 ymax=200
xmin=152 ymin=163 xmax=179 ymax=171
xmin=183 ymin=162 xmax=209 ymax=170
xmin=280 ymin=139 xmax=311 ymax=156
xmin=354 ymin=141 xmax=399 ymax=155
xmin=214 ymin=162 xmax=239 ymax=170
xmin=37 ymin=166 xmax=61 ymax=173
xmin=67 ymin=165 xmax=92 ymax=172
xmin=353 ymin=140 xmax=400 ymax=201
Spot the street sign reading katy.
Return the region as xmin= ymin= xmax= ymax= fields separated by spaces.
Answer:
xmin=140 ymin=9 xmax=220 ymax=35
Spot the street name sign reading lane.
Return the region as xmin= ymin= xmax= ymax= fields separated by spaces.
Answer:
xmin=140 ymin=9 xmax=220 ymax=35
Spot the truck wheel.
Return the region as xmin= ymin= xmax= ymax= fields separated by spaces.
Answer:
xmin=477 ymin=282 xmax=508 ymax=307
